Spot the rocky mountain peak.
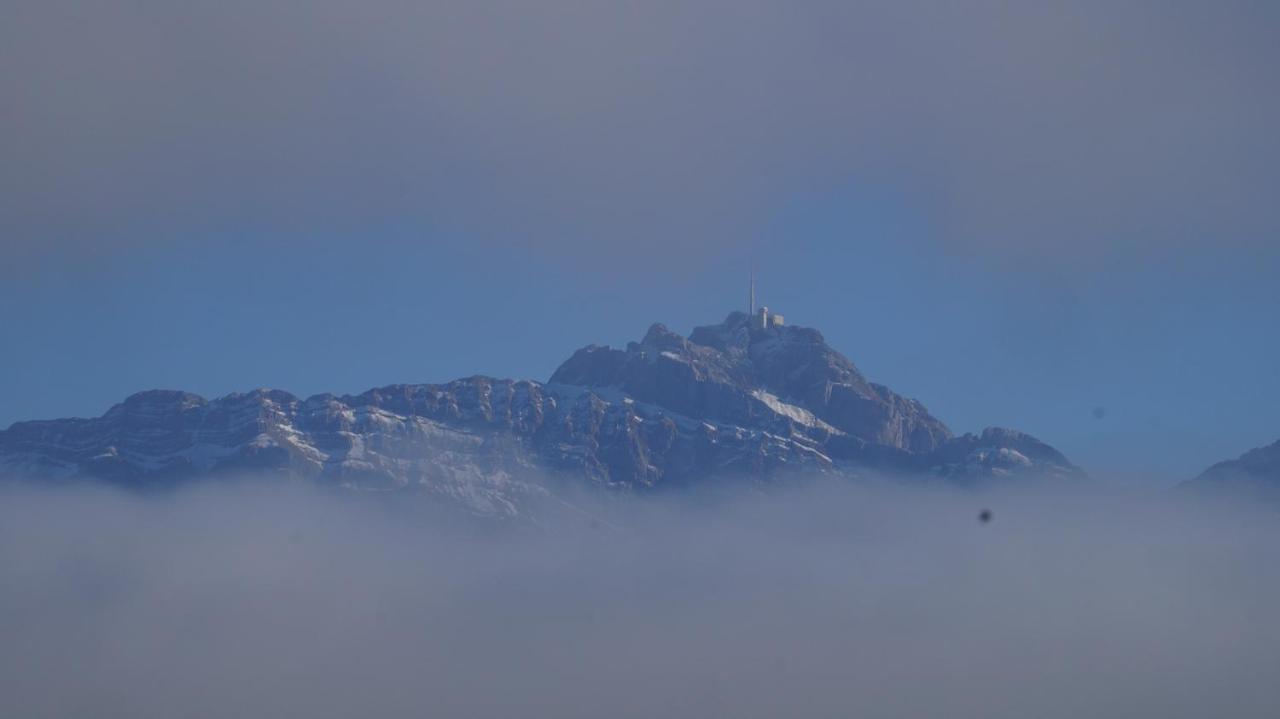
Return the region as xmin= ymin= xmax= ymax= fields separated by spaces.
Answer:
xmin=552 ymin=313 xmax=950 ymax=453
xmin=1 ymin=311 xmax=1085 ymax=514
xmin=1186 ymin=438 xmax=1280 ymax=490
xmin=638 ymin=322 xmax=687 ymax=350
xmin=112 ymin=389 xmax=207 ymax=412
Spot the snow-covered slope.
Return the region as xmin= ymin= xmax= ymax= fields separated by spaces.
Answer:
xmin=0 ymin=312 xmax=1084 ymax=515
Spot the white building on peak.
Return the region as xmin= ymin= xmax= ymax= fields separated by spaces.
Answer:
xmin=758 ymin=306 xmax=785 ymax=329
xmin=749 ymin=267 xmax=784 ymax=328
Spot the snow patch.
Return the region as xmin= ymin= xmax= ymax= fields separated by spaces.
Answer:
xmin=751 ymin=390 xmax=839 ymax=433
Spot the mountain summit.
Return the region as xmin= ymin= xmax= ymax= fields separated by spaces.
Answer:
xmin=0 ymin=312 xmax=1083 ymax=515
xmin=552 ymin=312 xmax=951 ymax=454
xmin=1184 ymin=437 xmax=1280 ymax=493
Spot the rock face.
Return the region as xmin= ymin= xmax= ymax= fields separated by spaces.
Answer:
xmin=0 ymin=312 xmax=1084 ymax=515
xmin=551 ymin=312 xmax=952 ymax=454
xmin=1185 ymin=438 xmax=1280 ymax=492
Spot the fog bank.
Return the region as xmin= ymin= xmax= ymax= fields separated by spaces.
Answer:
xmin=2 ymin=480 xmax=1278 ymax=718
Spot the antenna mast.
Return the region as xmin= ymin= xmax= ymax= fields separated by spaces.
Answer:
xmin=749 ymin=261 xmax=756 ymax=316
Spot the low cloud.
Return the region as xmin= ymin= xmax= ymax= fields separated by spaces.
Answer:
xmin=2 ymin=478 xmax=1278 ymax=718
xmin=2 ymin=1 xmax=1278 ymax=274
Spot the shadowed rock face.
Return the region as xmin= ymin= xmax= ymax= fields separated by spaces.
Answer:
xmin=551 ymin=312 xmax=952 ymax=453
xmin=1185 ymin=438 xmax=1280 ymax=492
xmin=1 ymin=313 xmax=1084 ymax=516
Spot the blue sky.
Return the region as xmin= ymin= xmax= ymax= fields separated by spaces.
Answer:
xmin=3 ymin=1 xmax=1278 ymax=485
xmin=4 ymin=186 xmax=1276 ymax=486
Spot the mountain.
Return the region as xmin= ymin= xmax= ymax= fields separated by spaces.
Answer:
xmin=0 ymin=311 xmax=1083 ymax=516
xmin=1184 ymin=438 xmax=1280 ymax=492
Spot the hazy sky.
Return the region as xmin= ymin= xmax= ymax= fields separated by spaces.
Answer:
xmin=3 ymin=1 xmax=1278 ymax=484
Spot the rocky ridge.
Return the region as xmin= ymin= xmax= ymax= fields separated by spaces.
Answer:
xmin=0 ymin=312 xmax=1084 ymax=515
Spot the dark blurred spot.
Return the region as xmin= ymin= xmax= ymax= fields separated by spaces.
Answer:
xmin=1092 ymin=406 xmax=1107 ymax=420
xmin=979 ymin=509 xmax=992 ymax=524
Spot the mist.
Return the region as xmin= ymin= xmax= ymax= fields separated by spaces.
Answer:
xmin=3 ymin=478 xmax=1278 ymax=718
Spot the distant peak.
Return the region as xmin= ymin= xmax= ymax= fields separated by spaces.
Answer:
xmin=640 ymin=323 xmax=686 ymax=349
xmin=120 ymin=389 xmax=206 ymax=407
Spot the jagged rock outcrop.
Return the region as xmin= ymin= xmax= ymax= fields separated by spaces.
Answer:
xmin=551 ymin=312 xmax=952 ymax=453
xmin=926 ymin=427 xmax=1083 ymax=484
xmin=0 ymin=313 xmax=1084 ymax=515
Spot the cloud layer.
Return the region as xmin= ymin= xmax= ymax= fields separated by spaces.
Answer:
xmin=3 ymin=1 xmax=1278 ymax=273
xmin=2 ymin=479 xmax=1279 ymax=718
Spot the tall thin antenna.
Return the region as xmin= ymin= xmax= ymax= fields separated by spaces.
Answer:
xmin=749 ymin=260 xmax=756 ymax=316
